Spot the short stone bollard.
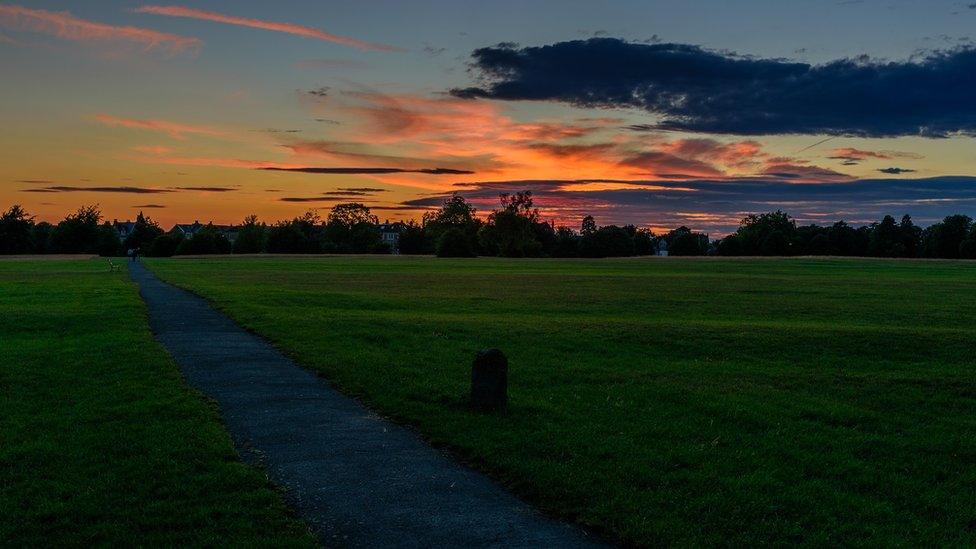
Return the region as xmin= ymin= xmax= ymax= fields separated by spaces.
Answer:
xmin=471 ymin=348 xmax=508 ymax=412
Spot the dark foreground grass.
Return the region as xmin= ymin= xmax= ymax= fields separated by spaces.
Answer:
xmin=0 ymin=259 xmax=313 ymax=546
xmin=147 ymin=256 xmax=976 ymax=546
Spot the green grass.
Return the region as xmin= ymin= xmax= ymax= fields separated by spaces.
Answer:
xmin=0 ymin=259 xmax=314 ymax=546
xmin=146 ymin=256 xmax=976 ymax=546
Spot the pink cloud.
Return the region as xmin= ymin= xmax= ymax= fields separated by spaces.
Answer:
xmin=0 ymin=5 xmax=200 ymax=55
xmin=95 ymin=114 xmax=227 ymax=139
xmin=134 ymin=5 xmax=400 ymax=52
xmin=828 ymin=147 xmax=891 ymax=160
xmin=761 ymin=161 xmax=853 ymax=183
xmin=131 ymin=145 xmax=174 ymax=155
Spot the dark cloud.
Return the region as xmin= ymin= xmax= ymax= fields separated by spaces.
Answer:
xmin=20 ymin=185 xmax=237 ymax=194
xmin=452 ymin=38 xmax=976 ymax=137
xmin=878 ymin=167 xmax=918 ymax=174
xmin=306 ymin=86 xmax=331 ymax=98
xmin=16 ymin=179 xmax=54 ymax=184
xmin=280 ymin=196 xmax=343 ymax=203
xmin=259 ymin=167 xmax=475 ymax=175
xmin=133 ymin=204 xmax=167 ymax=208
xmin=21 ymin=186 xmax=173 ymax=194
xmin=280 ymin=188 xmax=388 ymax=201
xmin=423 ymin=43 xmax=447 ymax=56
xmin=253 ymin=128 xmax=303 ymax=134
xmin=169 ymin=186 xmax=237 ymax=192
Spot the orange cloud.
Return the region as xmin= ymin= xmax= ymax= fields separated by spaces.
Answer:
xmin=134 ymin=5 xmax=400 ymax=52
xmin=0 ymin=5 xmax=201 ymax=55
xmin=286 ymin=91 xmax=851 ymax=188
xmin=95 ymin=114 xmax=227 ymax=139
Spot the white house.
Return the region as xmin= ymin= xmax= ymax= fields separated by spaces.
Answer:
xmin=378 ymin=222 xmax=405 ymax=252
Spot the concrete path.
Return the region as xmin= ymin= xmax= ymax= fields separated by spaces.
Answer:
xmin=129 ymin=261 xmax=602 ymax=548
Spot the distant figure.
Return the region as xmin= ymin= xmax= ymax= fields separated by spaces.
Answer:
xmin=133 ymin=247 xmax=140 ymax=261
xmin=127 ymin=248 xmax=134 ymax=262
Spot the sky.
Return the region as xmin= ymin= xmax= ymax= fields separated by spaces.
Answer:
xmin=2 ymin=1 xmax=976 ymax=235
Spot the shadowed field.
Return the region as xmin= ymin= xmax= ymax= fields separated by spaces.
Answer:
xmin=0 ymin=260 xmax=313 ymax=546
xmin=147 ymin=255 xmax=976 ymax=546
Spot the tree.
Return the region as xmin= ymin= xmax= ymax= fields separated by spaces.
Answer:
xmin=123 ymin=211 xmax=163 ymax=250
xmin=478 ymin=192 xmax=543 ymax=257
xmin=95 ymin=222 xmax=123 ymax=256
xmin=552 ymin=226 xmax=580 ymax=257
xmin=147 ymin=233 xmax=183 ymax=257
xmin=0 ymin=205 xmax=35 ymax=254
xmin=868 ymin=215 xmax=906 ymax=257
xmin=580 ymin=224 xmax=634 ymax=257
xmin=233 ymin=214 xmax=267 ymax=254
xmin=580 ymin=215 xmax=597 ymax=236
xmin=175 ymin=225 xmax=231 ymax=255
xmin=328 ymin=202 xmax=378 ymax=227
xmin=632 ymin=227 xmax=657 ymax=256
xmin=667 ymin=226 xmax=708 ymax=256
xmin=50 ymin=205 xmax=105 ymax=254
xmin=806 ymin=233 xmax=832 ymax=255
xmin=734 ymin=211 xmax=796 ymax=255
xmin=716 ymin=234 xmax=743 ymax=256
xmin=436 ymin=227 xmax=476 ymax=257
xmin=899 ymin=215 xmax=922 ymax=258
xmin=760 ymin=229 xmax=790 ymax=256
xmin=922 ymin=214 xmax=972 ymax=258
xmin=531 ymin=221 xmax=558 ymax=256
xmin=827 ymin=221 xmax=867 ymax=256
xmin=423 ymin=194 xmax=480 ymax=254
xmin=793 ymin=224 xmax=829 ymax=255
xmin=397 ymin=221 xmax=427 ymax=255
xmin=267 ymin=211 xmax=321 ymax=254
xmin=31 ymin=222 xmax=54 ymax=254
xmin=324 ymin=203 xmax=380 ymax=253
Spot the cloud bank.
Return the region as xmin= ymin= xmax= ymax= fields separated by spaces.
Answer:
xmin=453 ymin=38 xmax=976 ymax=137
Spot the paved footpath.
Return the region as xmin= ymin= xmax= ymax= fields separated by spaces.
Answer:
xmin=129 ymin=261 xmax=603 ymax=548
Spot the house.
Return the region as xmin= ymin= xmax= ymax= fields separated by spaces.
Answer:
xmin=113 ymin=220 xmax=137 ymax=243
xmin=377 ymin=221 xmax=405 ymax=252
xmin=656 ymin=239 xmax=669 ymax=257
xmin=171 ymin=221 xmax=206 ymax=240
xmin=170 ymin=222 xmax=240 ymax=244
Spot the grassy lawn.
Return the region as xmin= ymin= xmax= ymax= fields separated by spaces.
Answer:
xmin=146 ymin=256 xmax=976 ymax=546
xmin=0 ymin=259 xmax=314 ymax=546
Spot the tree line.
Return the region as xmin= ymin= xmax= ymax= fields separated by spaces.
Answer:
xmin=3 ymin=195 xmax=976 ymax=259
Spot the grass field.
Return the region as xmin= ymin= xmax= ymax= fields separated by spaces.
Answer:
xmin=0 ymin=259 xmax=313 ymax=546
xmin=146 ymin=256 xmax=976 ymax=546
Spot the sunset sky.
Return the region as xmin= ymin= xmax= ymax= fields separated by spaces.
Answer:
xmin=3 ymin=1 xmax=976 ymax=234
